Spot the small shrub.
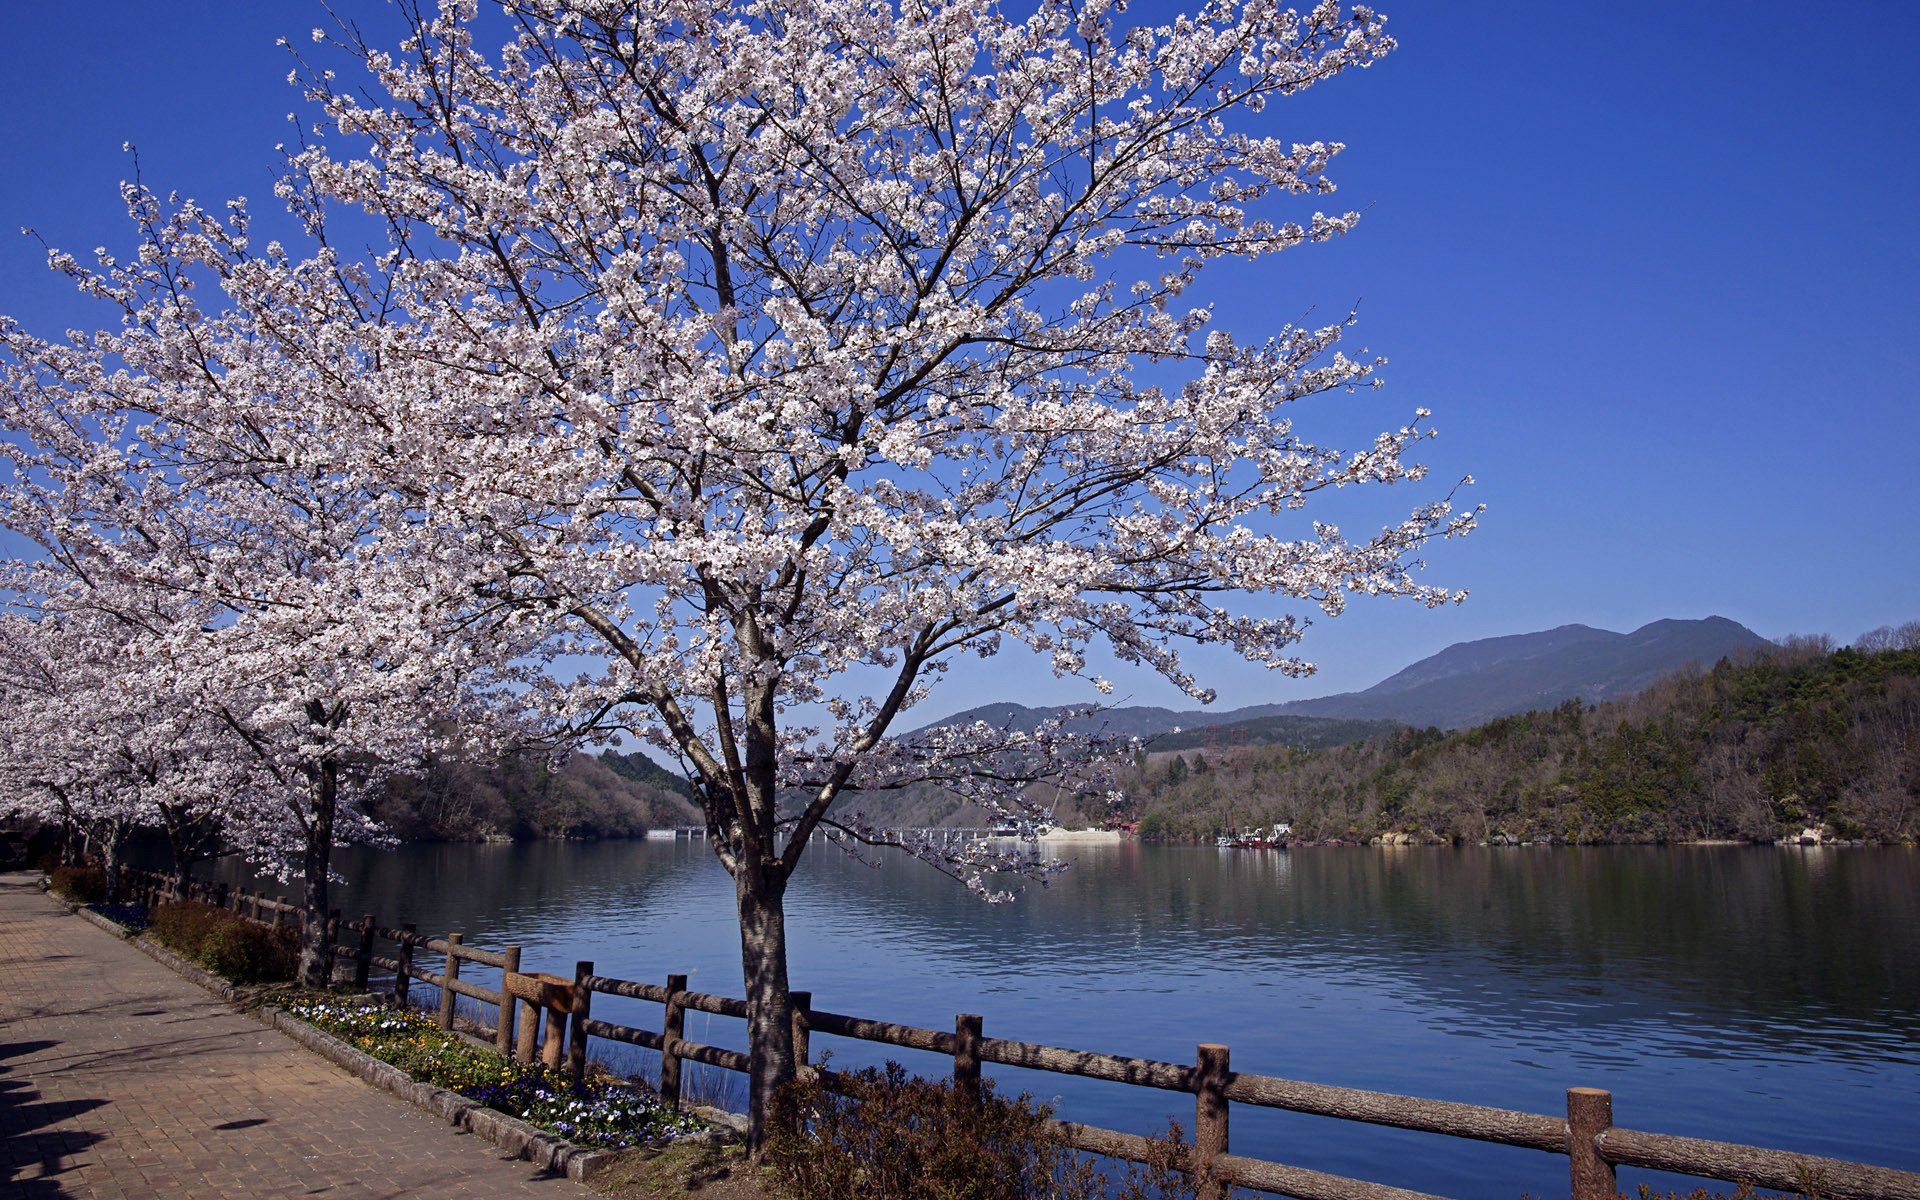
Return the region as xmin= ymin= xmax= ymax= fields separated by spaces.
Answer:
xmin=1526 ymin=1186 xmax=1830 ymax=1200
xmin=198 ymin=919 xmax=298 ymax=983
xmin=1615 ymin=1182 xmax=1829 ymax=1200
xmin=148 ymin=901 xmax=297 ymax=983
xmin=768 ymin=1065 xmax=1235 ymax=1200
xmin=1105 ymin=1121 xmax=1250 ymax=1200
xmin=49 ymin=865 xmax=106 ymax=904
xmin=148 ymin=901 xmax=230 ymax=957
xmin=766 ymin=1061 xmax=1103 ymax=1200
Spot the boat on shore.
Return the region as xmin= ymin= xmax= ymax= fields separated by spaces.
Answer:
xmin=1037 ymin=827 xmax=1125 ymax=844
xmin=1219 ymin=823 xmax=1293 ymax=850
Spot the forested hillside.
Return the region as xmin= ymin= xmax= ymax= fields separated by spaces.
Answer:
xmin=1119 ymin=638 xmax=1920 ymax=845
xmin=370 ymin=750 xmax=698 ymax=841
xmin=362 ymin=636 xmax=1919 ymax=845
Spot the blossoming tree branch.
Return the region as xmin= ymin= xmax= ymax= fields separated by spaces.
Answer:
xmin=0 ymin=0 xmax=1476 ymax=1148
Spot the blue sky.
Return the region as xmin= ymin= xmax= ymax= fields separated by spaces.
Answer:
xmin=3 ymin=2 xmax=1916 ymax=719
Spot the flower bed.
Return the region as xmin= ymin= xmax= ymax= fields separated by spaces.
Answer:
xmin=86 ymin=902 xmax=149 ymax=931
xmin=284 ymin=999 xmax=702 ymax=1149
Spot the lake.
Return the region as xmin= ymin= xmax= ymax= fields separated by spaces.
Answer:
xmin=215 ymin=840 xmax=1920 ymax=1197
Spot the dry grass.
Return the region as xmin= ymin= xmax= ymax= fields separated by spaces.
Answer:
xmin=588 ymin=1137 xmax=771 ymax=1200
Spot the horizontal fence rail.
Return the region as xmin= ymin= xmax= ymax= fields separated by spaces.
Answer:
xmin=105 ymin=863 xmax=1920 ymax=1200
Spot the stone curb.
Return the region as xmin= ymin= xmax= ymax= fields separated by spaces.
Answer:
xmin=58 ymin=890 xmax=628 ymax=1184
xmin=74 ymin=904 xmax=136 ymax=940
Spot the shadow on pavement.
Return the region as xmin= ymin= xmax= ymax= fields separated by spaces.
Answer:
xmin=1 ymin=1038 xmax=107 ymax=1198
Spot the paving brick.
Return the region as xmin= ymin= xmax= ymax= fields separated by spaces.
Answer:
xmin=0 ymin=873 xmax=580 ymax=1197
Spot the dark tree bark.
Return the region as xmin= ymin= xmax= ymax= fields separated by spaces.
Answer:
xmin=97 ymin=818 xmax=129 ymax=904
xmin=734 ymin=860 xmax=795 ymax=1153
xmin=157 ymin=800 xmax=220 ymax=897
xmin=297 ymin=758 xmax=338 ymax=988
xmin=60 ymin=814 xmax=81 ymax=867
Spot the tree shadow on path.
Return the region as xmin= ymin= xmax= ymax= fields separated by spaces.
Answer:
xmin=1 ymin=1038 xmax=109 ymax=1199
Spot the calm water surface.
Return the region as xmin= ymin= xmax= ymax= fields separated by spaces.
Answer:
xmin=227 ymin=842 xmax=1920 ymax=1196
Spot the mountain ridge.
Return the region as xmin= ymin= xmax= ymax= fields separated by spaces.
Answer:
xmin=917 ymin=616 xmax=1772 ymax=741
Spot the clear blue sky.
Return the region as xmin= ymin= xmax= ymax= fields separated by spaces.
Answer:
xmin=3 ymin=2 xmax=1916 ymax=718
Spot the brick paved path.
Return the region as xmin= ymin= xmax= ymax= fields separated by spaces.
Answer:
xmin=0 ymin=871 xmax=584 ymax=1199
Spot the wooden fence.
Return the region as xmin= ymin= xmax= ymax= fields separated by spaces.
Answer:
xmin=112 ymin=865 xmax=1920 ymax=1200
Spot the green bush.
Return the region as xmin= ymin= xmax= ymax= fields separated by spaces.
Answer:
xmin=149 ymin=901 xmax=297 ymax=984
xmin=198 ymin=919 xmax=298 ymax=983
xmin=49 ymin=865 xmax=106 ymax=904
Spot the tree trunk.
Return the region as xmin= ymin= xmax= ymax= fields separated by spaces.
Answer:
xmin=159 ymin=802 xmax=212 ymax=898
xmin=164 ymin=821 xmax=197 ymax=899
xmin=168 ymin=858 xmax=196 ymax=901
xmin=735 ymin=865 xmax=795 ymax=1156
xmin=99 ymin=821 xmax=128 ymax=904
xmin=298 ymin=760 xmax=337 ymax=988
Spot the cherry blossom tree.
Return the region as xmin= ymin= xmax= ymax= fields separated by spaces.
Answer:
xmin=0 ymin=188 xmax=530 ymax=982
xmin=4 ymin=0 xmax=1478 ymax=1144
xmin=0 ymin=581 xmax=254 ymax=898
xmin=0 ymin=607 xmax=147 ymax=896
xmin=264 ymin=0 xmax=1480 ymax=1143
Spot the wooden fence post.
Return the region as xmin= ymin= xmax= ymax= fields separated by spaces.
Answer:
xmin=569 ymin=962 xmax=594 ymax=1083
xmin=954 ymin=1014 xmax=983 ymax=1105
xmin=214 ymin=881 xmax=230 ymax=911
xmin=1568 ymin=1087 xmax=1616 ymax=1200
xmin=1194 ymin=1044 xmax=1230 ymax=1200
xmin=438 ymin=932 xmax=462 ymax=1031
xmin=274 ymin=895 xmax=288 ymax=930
xmin=352 ymin=914 xmax=376 ymax=991
xmin=660 ymin=972 xmax=688 ymax=1110
xmin=517 ymin=987 xmax=542 ymax=1064
xmin=497 ymin=945 xmax=522 ymax=1057
xmin=324 ymin=909 xmax=342 ymax=985
xmin=395 ymin=923 xmax=416 ymax=1008
xmin=540 ymin=978 xmax=568 ymax=1069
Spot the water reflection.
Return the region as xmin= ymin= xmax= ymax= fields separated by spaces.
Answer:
xmin=214 ymin=841 xmax=1920 ymax=1195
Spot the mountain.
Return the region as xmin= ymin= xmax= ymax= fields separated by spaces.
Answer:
xmin=1274 ymin=616 xmax=1772 ymax=729
xmin=915 ymin=700 xmax=1399 ymax=751
xmin=916 ymin=616 xmax=1773 ymax=741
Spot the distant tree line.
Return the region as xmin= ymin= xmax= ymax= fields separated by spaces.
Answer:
xmin=1119 ymin=630 xmax=1920 ymax=845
